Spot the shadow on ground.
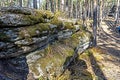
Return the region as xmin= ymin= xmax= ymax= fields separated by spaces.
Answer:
xmin=98 ymin=20 xmax=120 ymax=58
xmin=88 ymin=53 xmax=107 ymax=80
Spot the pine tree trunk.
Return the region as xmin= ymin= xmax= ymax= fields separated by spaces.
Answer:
xmin=45 ymin=0 xmax=49 ymax=10
xmin=39 ymin=0 xmax=41 ymax=9
xmin=115 ymin=0 xmax=120 ymax=27
xmin=69 ymin=0 xmax=73 ymax=18
xmin=92 ymin=0 xmax=97 ymax=46
xmin=33 ymin=0 xmax=37 ymax=9
xmin=50 ymin=0 xmax=54 ymax=12
xmin=76 ymin=0 xmax=78 ymax=19
xmin=98 ymin=0 xmax=103 ymax=28
xmin=82 ymin=0 xmax=87 ymax=28
xmin=19 ymin=0 xmax=22 ymax=7
xmin=90 ymin=0 xmax=93 ymax=19
xmin=58 ymin=0 xmax=61 ymax=11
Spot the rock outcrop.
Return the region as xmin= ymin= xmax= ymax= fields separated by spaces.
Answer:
xmin=0 ymin=6 xmax=92 ymax=80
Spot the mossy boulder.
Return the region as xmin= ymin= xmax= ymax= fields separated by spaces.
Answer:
xmin=27 ymin=44 xmax=74 ymax=79
xmin=0 ymin=5 xmax=93 ymax=80
xmin=26 ymin=30 xmax=92 ymax=79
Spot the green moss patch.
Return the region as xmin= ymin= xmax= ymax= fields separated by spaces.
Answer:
xmin=42 ymin=10 xmax=54 ymax=19
xmin=21 ymin=10 xmax=45 ymax=25
xmin=64 ymin=22 xmax=75 ymax=30
xmin=19 ymin=23 xmax=50 ymax=39
xmin=50 ymin=17 xmax=63 ymax=29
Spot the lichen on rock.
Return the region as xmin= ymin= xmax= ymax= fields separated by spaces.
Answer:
xmin=0 ymin=6 xmax=33 ymax=15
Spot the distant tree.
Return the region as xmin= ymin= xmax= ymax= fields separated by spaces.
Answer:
xmin=98 ymin=0 xmax=103 ymax=28
xmin=27 ymin=0 xmax=30 ymax=7
xmin=115 ymin=0 xmax=119 ymax=27
xmin=58 ymin=0 xmax=61 ymax=11
xmin=19 ymin=0 xmax=22 ymax=7
xmin=38 ymin=0 xmax=40 ymax=9
xmin=82 ymin=0 xmax=87 ymax=28
xmin=33 ymin=0 xmax=37 ymax=9
xmin=50 ymin=0 xmax=55 ymax=12
xmin=69 ymin=0 xmax=73 ymax=18
xmin=45 ymin=0 xmax=49 ymax=10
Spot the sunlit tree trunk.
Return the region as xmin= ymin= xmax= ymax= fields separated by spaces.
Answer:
xmin=55 ymin=0 xmax=58 ymax=11
xmin=80 ymin=1 xmax=82 ymax=19
xmin=61 ymin=0 xmax=64 ymax=12
xmin=89 ymin=0 xmax=93 ymax=19
xmin=58 ymin=0 xmax=61 ymax=11
xmin=82 ymin=0 xmax=87 ymax=28
xmin=98 ymin=0 xmax=103 ymax=27
xmin=77 ymin=0 xmax=81 ymax=19
xmin=39 ymin=0 xmax=41 ymax=9
xmin=64 ymin=0 xmax=66 ymax=11
xmin=27 ymin=0 xmax=30 ymax=7
xmin=76 ymin=0 xmax=78 ymax=19
xmin=50 ymin=0 xmax=55 ymax=12
xmin=87 ymin=0 xmax=90 ymax=19
xmin=69 ymin=0 xmax=73 ymax=18
xmin=115 ymin=0 xmax=119 ymax=26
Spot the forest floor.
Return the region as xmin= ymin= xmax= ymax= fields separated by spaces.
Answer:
xmin=96 ymin=19 xmax=120 ymax=80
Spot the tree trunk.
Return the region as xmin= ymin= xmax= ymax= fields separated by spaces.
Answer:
xmin=61 ymin=0 xmax=64 ymax=12
xmin=39 ymin=0 xmax=41 ymax=9
xmin=80 ymin=1 xmax=82 ymax=19
xmin=33 ymin=0 xmax=37 ymax=9
xmin=19 ymin=0 xmax=22 ymax=7
xmin=58 ymin=0 xmax=61 ymax=11
xmin=68 ymin=0 xmax=73 ymax=18
xmin=98 ymin=0 xmax=103 ymax=27
xmin=55 ymin=0 xmax=58 ymax=11
xmin=89 ymin=0 xmax=93 ymax=19
xmin=45 ymin=0 xmax=49 ymax=10
xmin=115 ymin=0 xmax=120 ymax=27
xmin=76 ymin=0 xmax=78 ymax=19
xmin=50 ymin=0 xmax=55 ymax=12
xmin=64 ymin=0 xmax=66 ymax=11
xmin=92 ymin=0 xmax=97 ymax=46
xmin=27 ymin=0 xmax=30 ymax=7
xmin=82 ymin=0 xmax=87 ymax=28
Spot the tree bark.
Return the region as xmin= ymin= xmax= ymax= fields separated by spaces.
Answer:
xmin=33 ymin=0 xmax=37 ymax=9
xmin=98 ymin=0 xmax=103 ymax=27
xmin=45 ymin=0 xmax=49 ymax=10
xmin=58 ymin=0 xmax=61 ymax=11
xmin=92 ymin=0 xmax=97 ymax=46
xmin=39 ymin=0 xmax=41 ymax=9
xmin=115 ymin=0 xmax=120 ymax=27
xmin=82 ymin=0 xmax=87 ymax=28
xmin=50 ymin=0 xmax=55 ymax=12
xmin=69 ymin=0 xmax=73 ymax=18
